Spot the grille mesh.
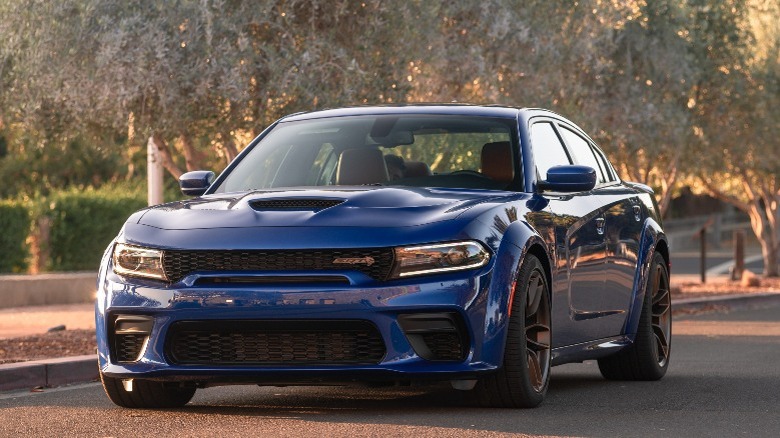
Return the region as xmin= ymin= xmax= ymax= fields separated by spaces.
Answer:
xmin=421 ymin=332 xmax=466 ymax=361
xmin=162 ymin=248 xmax=394 ymax=283
xmin=249 ymin=199 xmax=344 ymax=210
xmin=166 ymin=320 xmax=386 ymax=366
xmin=115 ymin=334 xmax=147 ymax=362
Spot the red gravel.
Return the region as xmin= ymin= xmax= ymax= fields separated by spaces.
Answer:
xmin=0 ymin=329 xmax=96 ymax=365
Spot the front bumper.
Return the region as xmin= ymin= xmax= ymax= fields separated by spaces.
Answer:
xmin=95 ymin=266 xmax=512 ymax=385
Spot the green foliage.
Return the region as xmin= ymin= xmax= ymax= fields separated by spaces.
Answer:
xmin=0 ymin=131 xmax=124 ymax=199
xmin=45 ymin=185 xmax=146 ymax=271
xmin=0 ymin=200 xmax=30 ymax=273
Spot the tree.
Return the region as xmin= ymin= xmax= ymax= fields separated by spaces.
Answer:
xmin=0 ymin=1 xmax=415 ymax=182
xmin=689 ymin=0 xmax=780 ymax=276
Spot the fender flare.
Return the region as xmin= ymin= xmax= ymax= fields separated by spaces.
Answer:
xmin=622 ymin=217 xmax=668 ymax=340
xmin=478 ymin=220 xmax=551 ymax=367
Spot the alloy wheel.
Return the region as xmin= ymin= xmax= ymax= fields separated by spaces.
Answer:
xmin=650 ymin=264 xmax=672 ymax=367
xmin=525 ymin=270 xmax=551 ymax=392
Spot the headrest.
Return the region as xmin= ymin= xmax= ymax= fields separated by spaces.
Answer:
xmin=404 ymin=161 xmax=432 ymax=178
xmin=336 ymin=147 xmax=389 ymax=185
xmin=481 ymin=141 xmax=514 ymax=183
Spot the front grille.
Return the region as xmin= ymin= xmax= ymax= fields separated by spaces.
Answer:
xmin=162 ymin=248 xmax=394 ymax=283
xmin=420 ymin=332 xmax=465 ymax=361
xmin=115 ymin=334 xmax=147 ymax=362
xmin=166 ymin=320 xmax=386 ymax=366
xmin=249 ymin=198 xmax=344 ymax=210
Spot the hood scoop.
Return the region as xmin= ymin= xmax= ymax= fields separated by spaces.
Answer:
xmin=249 ymin=198 xmax=345 ymax=211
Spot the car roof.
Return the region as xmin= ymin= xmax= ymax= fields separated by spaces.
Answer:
xmin=280 ymin=104 xmax=563 ymax=122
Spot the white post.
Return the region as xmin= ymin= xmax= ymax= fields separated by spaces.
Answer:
xmin=147 ymin=136 xmax=164 ymax=206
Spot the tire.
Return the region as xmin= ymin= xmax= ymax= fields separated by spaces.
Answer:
xmin=598 ymin=252 xmax=671 ymax=381
xmin=100 ymin=373 xmax=196 ymax=409
xmin=472 ymin=254 xmax=552 ymax=408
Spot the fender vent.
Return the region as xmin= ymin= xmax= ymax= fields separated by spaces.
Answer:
xmin=249 ymin=199 xmax=344 ymax=210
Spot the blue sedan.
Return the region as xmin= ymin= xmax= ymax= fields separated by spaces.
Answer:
xmin=96 ymin=105 xmax=671 ymax=408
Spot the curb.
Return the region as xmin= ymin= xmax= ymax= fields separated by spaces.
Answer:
xmin=0 ymin=272 xmax=97 ymax=309
xmin=0 ymin=354 xmax=98 ymax=392
xmin=672 ymin=291 xmax=780 ymax=313
xmin=2 ymin=293 xmax=780 ymax=393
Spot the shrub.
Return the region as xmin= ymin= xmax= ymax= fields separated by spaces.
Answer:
xmin=46 ymin=185 xmax=147 ymax=271
xmin=0 ymin=201 xmax=30 ymax=273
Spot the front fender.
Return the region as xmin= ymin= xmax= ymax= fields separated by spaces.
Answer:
xmin=623 ymin=217 xmax=667 ymax=339
xmin=479 ymin=220 xmax=549 ymax=367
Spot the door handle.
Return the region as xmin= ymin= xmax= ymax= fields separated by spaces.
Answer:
xmin=596 ymin=217 xmax=605 ymax=235
xmin=633 ymin=205 xmax=642 ymax=221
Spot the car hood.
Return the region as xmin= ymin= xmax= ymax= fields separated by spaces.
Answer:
xmin=136 ymin=186 xmax=514 ymax=230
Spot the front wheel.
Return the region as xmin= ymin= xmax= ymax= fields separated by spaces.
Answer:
xmin=100 ymin=373 xmax=196 ymax=409
xmin=598 ymin=252 xmax=671 ymax=380
xmin=472 ymin=254 xmax=552 ymax=408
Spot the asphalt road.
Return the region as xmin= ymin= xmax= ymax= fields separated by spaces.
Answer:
xmin=2 ymin=304 xmax=780 ymax=437
xmin=670 ymin=251 xmax=764 ymax=275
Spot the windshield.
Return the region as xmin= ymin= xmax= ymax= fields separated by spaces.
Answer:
xmin=213 ymin=114 xmax=519 ymax=193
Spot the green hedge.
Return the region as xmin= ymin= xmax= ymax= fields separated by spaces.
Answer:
xmin=46 ymin=186 xmax=147 ymax=271
xmin=0 ymin=201 xmax=30 ymax=273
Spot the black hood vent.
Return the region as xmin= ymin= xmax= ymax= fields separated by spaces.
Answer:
xmin=249 ymin=198 xmax=344 ymax=211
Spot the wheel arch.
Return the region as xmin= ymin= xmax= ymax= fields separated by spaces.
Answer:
xmin=526 ymin=242 xmax=552 ymax=299
xmin=623 ymin=218 xmax=668 ymax=340
xmin=654 ymin=238 xmax=671 ymax=274
xmin=479 ymin=220 xmax=553 ymax=368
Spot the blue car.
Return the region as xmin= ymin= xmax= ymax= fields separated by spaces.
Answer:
xmin=96 ymin=105 xmax=671 ymax=409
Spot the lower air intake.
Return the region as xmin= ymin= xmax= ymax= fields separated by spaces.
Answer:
xmin=166 ymin=320 xmax=386 ymax=366
xmin=115 ymin=334 xmax=147 ymax=363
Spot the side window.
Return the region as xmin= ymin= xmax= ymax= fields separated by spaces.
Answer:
xmin=590 ymin=144 xmax=618 ymax=182
xmin=559 ymin=127 xmax=606 ymax=184
xmin=530 ymin=122 xmax=571 ymax=180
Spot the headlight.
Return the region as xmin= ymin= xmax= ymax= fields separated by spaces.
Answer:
xmin=112 ymin=243 xmax=167 ymax=281
xmin=391 ymin=241 xmax=490 ymax=278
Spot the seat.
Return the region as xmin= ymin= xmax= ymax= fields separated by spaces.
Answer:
xmin=481 ymin=141 xmax=514 ymax=183
xmin=336 ymin=147 xmax=389 ymax=185
xmin=404 ymin=161 xmax=432 ymax=178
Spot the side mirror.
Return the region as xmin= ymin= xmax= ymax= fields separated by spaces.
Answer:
xmin=179 ymin=171 xmax=215 ymax=196
xmin=537 ymin=165 xmax=596 ymax=193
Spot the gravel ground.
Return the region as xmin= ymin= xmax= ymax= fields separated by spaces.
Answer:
xmin=0 ymin=329 xmax=96 ymax=364
xmin=1 ymin=278 xmax=778 ymax=365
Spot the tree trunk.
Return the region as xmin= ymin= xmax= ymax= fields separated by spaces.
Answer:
xmin=760 ymin=240 xmax=779 ymax=278
xmin=27 ymin=216 xmax=51 ymax=274
xmin=149 ymin=134 xmax=183 ymax=179
xmin=702 ymin=178 xmax=780 ymax=277
xmin=657 ymin=165 xmax=678 ymax=219
xmin=747 ymin=204 xmax=779 ymax=278
xmin=179 ymin=133 xmax=204 ymax=172
xmin=222 ymin=134 xmax=239 ymax=164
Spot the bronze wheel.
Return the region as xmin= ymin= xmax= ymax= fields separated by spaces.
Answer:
xmin=598 ymin=252 xmax=671 ymax=381
xmin=473 ymin=254 xmax=551 ymax=408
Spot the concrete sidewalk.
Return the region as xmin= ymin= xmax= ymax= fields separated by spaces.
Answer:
xmin=0 ymin=303 xmax=95 ymax=339
xmin=2 ymin=290 xmax=780 ymax=393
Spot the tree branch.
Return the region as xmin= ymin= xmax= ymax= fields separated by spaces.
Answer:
xmin=700 ymin=177 xmax=750 ymax=213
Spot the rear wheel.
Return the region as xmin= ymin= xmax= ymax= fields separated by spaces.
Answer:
xmin=598 ymin=252 xmax=671 ymax=380
xmin=100 ymin=373 xmax=196 ymax=409
xmin=472 ymin=255 xmax=551 ymax=408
